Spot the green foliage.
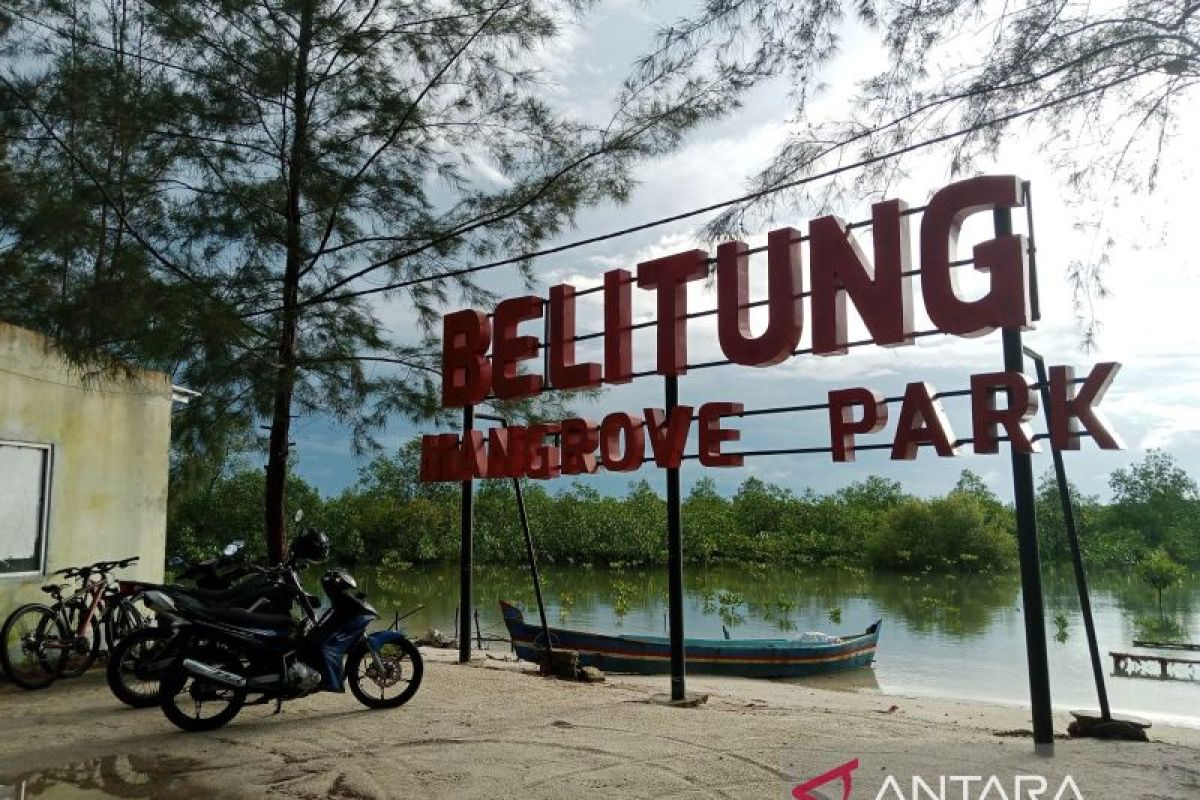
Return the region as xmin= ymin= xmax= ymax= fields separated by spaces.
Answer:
xmin=1138 ymin=547 xmax=1189 ymax=617
xmin=1133 ymin=614 xmax=1186 ymax=642
xmin=867 ymin=492 xmax=1017 ymax=573
xmin=1140 ymin=547 xmax=1189 ymax=592
xmin=168 ymin=462 xmax=325 ymax=563
xmin=1053 ymin=613 xmax=1069 ymax=644
xmin=165 ymin=438 xmax=1200 ymax=574
xmin=1109 ymin=451 xmax=1200 ymax=565
xmin=716 ymin=591 xmax=746 ymax=629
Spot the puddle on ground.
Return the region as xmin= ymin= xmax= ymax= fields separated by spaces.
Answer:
xmin=0 ymin=755 xmax=210 ymax=799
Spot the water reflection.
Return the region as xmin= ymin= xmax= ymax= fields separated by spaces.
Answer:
xmin=0 ymin=755 xmax=203 ymax=799
xmin=355 ymin=563 xmax=1200 ymax=724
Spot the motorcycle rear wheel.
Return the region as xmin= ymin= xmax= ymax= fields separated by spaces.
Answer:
xmin=159 ymin=646 xmax=247 ymax=731
xmin=347 ymin=637 xmax=423 ymax=709
xmin=107 ymin=626 xmax=171 ymax=707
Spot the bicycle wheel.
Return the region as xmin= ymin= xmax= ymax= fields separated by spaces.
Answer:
xmin=104 ymin=598 xmax=146 ymax=651
xmin=59 ymin=598 xmax=101 ymax=678
xmin=0 ymin=604 xmax=70 ymax=690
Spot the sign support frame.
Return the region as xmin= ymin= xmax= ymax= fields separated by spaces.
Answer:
xmin=996 ymin=206 xmax=1054 ymax=751
xmin=665 ymin=374 xmax=687 ymax=701
xmin=459 ymin=403 xmax=475 ymax=663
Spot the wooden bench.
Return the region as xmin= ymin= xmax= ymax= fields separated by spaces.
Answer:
xmin=1110 ymin=650 xmax=1200 ymax=681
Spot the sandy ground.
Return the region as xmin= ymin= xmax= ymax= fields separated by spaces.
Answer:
xmin=1 ymin=649 xmax=1198 ymax=799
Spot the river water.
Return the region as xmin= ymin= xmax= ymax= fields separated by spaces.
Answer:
xmin=357 ymin=563 xmax=1200 ymax=727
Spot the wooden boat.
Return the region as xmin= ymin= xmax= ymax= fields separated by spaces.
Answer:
xmin=499 ymin=600 xmax=881 ymax=678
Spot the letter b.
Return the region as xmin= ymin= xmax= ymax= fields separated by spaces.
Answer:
xmin=442 ymin=310 xmax=492 ymax=407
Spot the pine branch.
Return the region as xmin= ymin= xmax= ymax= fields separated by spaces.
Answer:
xmin=302 ymin=0 xmax=517 ymax=279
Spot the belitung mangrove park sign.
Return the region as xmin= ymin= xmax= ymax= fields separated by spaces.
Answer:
xmin=419 ymin=175 xmax=1123 ymax=482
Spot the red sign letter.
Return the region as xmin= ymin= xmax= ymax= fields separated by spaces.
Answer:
xmin=420 ymin=434 xmax=460 ymax=481
xmin=644 ymin=406 xmax=694 ymax=468
xmin=828 ymin=388 xmax=889 ymax=462
xmin=525 ymin=423 xmax=561 ymax=479
xmin=457 ymin=430 xmax=488 ymax=479
xmin=492 ymin=295 xmax=545 ymax=400
xmin=599 ymin=412 xmax=644 ymax=472
xmin=549 ymin=284 xmax=601 ymax=391
xmin=971 ymin=371 xmax=1039 ymax=454
xmin=560 ymin=418 xmax=600 ymax=475
xmin=891 ymin=382 xmax=958 ymax=459
xmin=604 ymin=269 xmax=633 ymax=385
xmin=920 ymin=175 xmax=1031 ymax=337
xmin=487 ymin=427 xmax=527 ymax=479
xmin=442 ymin=310 xmax=492 ymax=407
xmin=637 ymin=250 xmax=709 ymax=375
xmin=1049 ymin=363 xmax=1123 ymax=450
xmin=717 ymin=227 xmax=803 ymax=366
xmin=811 ymin=199 xmax=914 ymax=355
xmin=698 ymin=402 xmax=743 ymax=467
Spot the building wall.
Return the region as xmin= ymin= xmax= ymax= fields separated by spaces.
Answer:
xmin=0 ymin=321 xmax=171 ymax=613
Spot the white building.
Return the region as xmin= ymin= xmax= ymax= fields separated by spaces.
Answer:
xmin=1 ymin=321 xmax=171 ymax=611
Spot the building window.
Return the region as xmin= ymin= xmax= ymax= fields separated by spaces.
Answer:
xmin=0 ymin=441 xmax=52 ymax=576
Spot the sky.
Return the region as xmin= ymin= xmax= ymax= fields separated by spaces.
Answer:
xmin=289 ymin=1 xmax=1200 ymax=506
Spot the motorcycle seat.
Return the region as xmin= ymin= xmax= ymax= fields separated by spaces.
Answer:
xmin=195 ymin=605 xmax=295 ymax=631
xmin=177 ymin=584 xmax=251 ymax=602
xmin=142 ymin=581 xmax=260 ymax=604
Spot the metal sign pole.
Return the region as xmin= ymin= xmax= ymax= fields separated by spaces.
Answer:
xmin=476 ymin=411 xmax=555 ymax=661
xmin=511 ymin=474 xmax=554 ymax=660
xmin=665 ymin=374 xmax=687 ymax=701
xmin=459 ymin=403 xmax=475 ymax=664
xmin=996 ymin=206 xmax=1054 ymax=751
xmin=1026 ymin=346 xmax=1112 ymax=721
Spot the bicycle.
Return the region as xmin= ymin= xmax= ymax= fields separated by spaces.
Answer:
xmin=0 ymin=557 xmax=145 ymax=690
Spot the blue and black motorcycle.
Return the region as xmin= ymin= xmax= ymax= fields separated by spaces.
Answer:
xmin=143 ymin=527 xmax=422 ymax=732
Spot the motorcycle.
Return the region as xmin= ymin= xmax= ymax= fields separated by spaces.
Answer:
xmin=174 ymin=540 xmax=258 ymax=590
xmin=106 ymin=543 xmax=316 ymax=708
xmin=146 ymin=529 xmax=422 ymax=731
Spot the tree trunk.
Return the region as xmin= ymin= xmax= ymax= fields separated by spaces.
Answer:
xmin=263 ymin=1 xmax=315 ymax=564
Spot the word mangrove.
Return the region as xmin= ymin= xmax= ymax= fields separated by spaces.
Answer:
xmin=419 ymin=363 xmax=1120 ymax=481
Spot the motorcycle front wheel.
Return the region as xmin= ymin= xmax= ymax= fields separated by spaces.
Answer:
xmin=158 ymin=646 xmax=247 ymax=731
xmin=347 ymin=637 xmax=423 ymax=709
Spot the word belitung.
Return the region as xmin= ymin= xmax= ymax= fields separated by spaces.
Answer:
xmin=420 ymin=175 xmax=1122 ymax=482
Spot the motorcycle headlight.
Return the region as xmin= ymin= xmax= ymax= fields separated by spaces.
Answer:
xmin=142 ymin=590 xmax=177 ymax=615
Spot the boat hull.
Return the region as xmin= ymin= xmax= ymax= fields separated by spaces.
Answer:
xmin=499 ymin=601 xmax=879 ymax=678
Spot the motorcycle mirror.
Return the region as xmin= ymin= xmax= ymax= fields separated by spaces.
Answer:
xmin=222 ymin=540 xmax=244 ymax=557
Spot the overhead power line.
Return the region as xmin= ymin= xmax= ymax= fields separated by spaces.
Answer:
xmin=298 ymin=66 xmax=1153 ymax=310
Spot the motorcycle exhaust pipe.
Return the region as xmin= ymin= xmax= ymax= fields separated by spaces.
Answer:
xmin=181 ymin=658 xmax=246 ymax=689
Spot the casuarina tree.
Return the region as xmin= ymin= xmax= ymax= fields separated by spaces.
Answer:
xmin=1 ymin=0 xmax=764 ymax=561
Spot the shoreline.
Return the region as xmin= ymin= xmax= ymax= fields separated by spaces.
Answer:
xmin=467 ymin=649 xmax=1200 ymax=744
xmin=3 ymin=648 xmax=1198 ymax=798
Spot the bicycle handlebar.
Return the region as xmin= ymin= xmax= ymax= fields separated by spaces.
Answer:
xmin=53 ymin=556 xmax=140 ymax=581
